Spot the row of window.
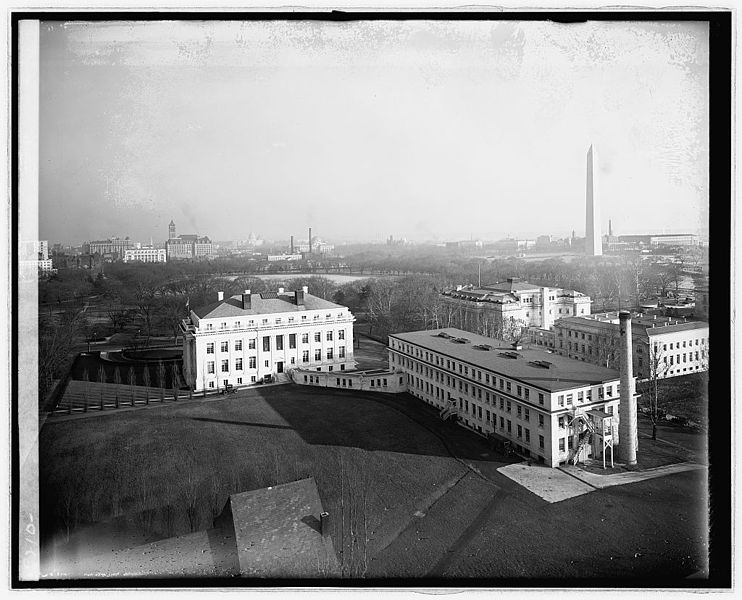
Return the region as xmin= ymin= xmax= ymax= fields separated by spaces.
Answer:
xmin=202 ymin=313 xmax=347 ymax=331
xmin=206 ymin=346 xmax=347 ymax=373
xmin=206 ymin=330 xmax=346 ymax=354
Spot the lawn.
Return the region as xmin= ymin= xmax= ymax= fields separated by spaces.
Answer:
xmin=39 ymin=384 xmax=709 ymax=583
xmin=638 ymin=373 xmax=709 ymax=429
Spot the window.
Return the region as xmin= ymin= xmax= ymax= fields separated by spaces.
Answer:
xmin=327 ymin=348 xmax=334 ymax=360
xmin=538 ymin=414 xmax=544 ymax=428
xmin=517 ymin=385 xmax=522 ymax=396
xmin=262 ymin=337 xmax=270 ymax=352
xmin=506 ymin=382 xmax=511 ymax=392
xmin=525 ymin=429 xmax=530 ymax=443
xmin=500 ymin=397 xmax=504 ymax=410
xmin=478 ymin=406 xmax=482 ymax=419
xmin=249 ymin=357 xmax=256 ymax=369
xmin=289 ymin=334 xmax=296 ymax=349
xmin=302 ymin=351 xmax=310 ymax=363
xmin=209 ymin=381 xmax=214 ymax=388
xmin=539 ymin=435 xmax=544 ymax=449
xmin=207 ymin=361 xmax=215 ymax=374
xmin=265 ymin=360 xmax=269 ymax=367
xmin=338 ymin=330 xmax=345 ymax=340
xmin=248 ymin=339 xmax=256 ymax=350
xmin=538 ymin=393 xmax=544 ymax=406
xmin=558 ymin=395 xmax=564 ymax=407
xmin=339 ymin=346 xmax=345 ymax=358
xmin=220 ymin=322 xmax=227 ymax=330
xmin=500 ymin=416 xmax=504 ymax=428
xmin=206 ymin=324 xmax=213 ymax=331
xmin=220 ymin=341 xmax=229 ymax=352
xmin=566 ymin=394 xmax=573 ymax=405
xmin=237 ymin=377 xmax=242 ymax=384
xmin=235 ymin=358 xmax=243 ymax=370
xmin=315 ymin=349 xmax=322 ymax=361
xmin=559 ymin=416 xmax=565 ymax=429
xmin=276 ymin=335 xmax=284 ymax=351
xmin=507 ymin=400 xmax=511 ymax=412
xmin=559 ymin=438 xmax=565 ymax=452
xmin=302 ymin=333 xmax=309 ymax=344
xmin=206 ymin=343 xmax=215 ymax=354
xmin=486 ymin=410 xmax=491 ymax=422
xmin=327 ymin=331 xmax=333 ymax=341
xmin=262 ymin=318 xmax=268 ymax=325
xmin=251 ymin=375 xmax=256 ymax=383
xmin=517 ymin=405 xmax=522 ymax=418
xmin=221 ymin=360 xmax=229 ymax=372
xmin=314 ymin=332 xmax=321 ymax=342
xmin=235 ymin=340 xmax=242 ymax=351
xmin=507 ymin=420 xmax=512 ymax=433
xmin=524 ymin=388 xmax=530 ymax=400
xmin=517 ymin=425 xmax=522 ymax=439
xmin=524 ymin=408 xmax=530 ymax=421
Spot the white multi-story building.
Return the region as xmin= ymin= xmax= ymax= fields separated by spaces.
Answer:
xmin=123 ymin=247 xmax=167 ymax=263
xmin=388 ymin=328 xmax=623 ymax=467
xmin=180 ymin=287 xmax=356 ymax=392
xmin=552 ymin=312 xmax=709 ymax=380
xmin=441 ymin=278 xmax=592 ymax=338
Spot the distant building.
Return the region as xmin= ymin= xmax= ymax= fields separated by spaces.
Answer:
xmin=441 ymin=278 xmax=592 ymax=338
xmin=490 ymin=238 xmax=535 ymax=253
xmin=165 ymin=221 xmax=214 ymax=260
xmin=445 ymin=240 xmax=484 ymax=249
xmin=294 ymin=239 xmax=334 ymax=254
xmin=123 ymin=247 xmax=167 ymax=263
xmin=388 ymin=327 xmax=623 ymax=467
xmin=552 ymin=312 xmax=708 ymax=380
xmin=180 ymin=287 xmax=356 ymax=392
xmin=617 ymin=234 xmax=699 ymax=247
xmin=87 ymin=237 xmax=133 ymax=259
xmin=694 ymin=286 xmax=709 ymax=320
xmin=267 ymin=254 xmax=303 ymax=262
xmin=536 ymin=235 xmax=553 ymax=245
xmin=20 ymin=240 xmax=55 ymax=274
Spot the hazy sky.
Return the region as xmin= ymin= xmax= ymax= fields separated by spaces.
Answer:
xmin=38 ymin=19 xmax=709 ymax=245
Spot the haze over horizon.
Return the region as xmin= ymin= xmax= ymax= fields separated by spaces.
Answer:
xmin=38 ymin=19 xmax=709 ymax=246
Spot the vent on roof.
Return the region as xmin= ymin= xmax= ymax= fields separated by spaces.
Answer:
xmin=529 ymin=360 xmax=552 ymax=369
xmin=260 ymin=292 xmax=278 ymax=299
xmin=498 ymin=351 xmax=520 ymax=359
xmin=451 ymin=337 xmax=469 ymax=344
xmin=473 ymin=344 xmax=492 ymax=351
xmin=436 ymin=332 xmax=452 ymax=339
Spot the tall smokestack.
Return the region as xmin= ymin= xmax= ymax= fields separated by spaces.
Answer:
xmin=608 ymin=218 xmax=613 ymax=237
xmin=309 ymin=227 xmax=312 ymax=253
xmin=290 ymin=235 xmax=294 ymax=254
xmin=618 ymin=311 xmax=637 ymax=465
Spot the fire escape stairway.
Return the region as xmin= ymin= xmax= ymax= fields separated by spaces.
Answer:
xmin=569 ymin=414 xmax=595 ymax=465
xmin=440 ymin=403 xmax=459 ymax=421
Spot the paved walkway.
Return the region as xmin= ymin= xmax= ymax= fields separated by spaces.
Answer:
xmin=559 ymin=462 xmax=707 ymax=489
xmin=498 ymin=461 xmax=706 ymax=504
xmin=497 ymin=463 xmax=595 ymax=503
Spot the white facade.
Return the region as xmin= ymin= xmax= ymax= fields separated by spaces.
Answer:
xmin=553 ymin=312 xmax=709 ymax=380
xmin=123 ymin=247 xmax=167 ymax=263
xmin=441 ymin=278 xmax=591 ymax=337
xmin=389 ymin=328 xmax=623 ymax=467
xmin=181 ymin=287 xmax=356 ymax=392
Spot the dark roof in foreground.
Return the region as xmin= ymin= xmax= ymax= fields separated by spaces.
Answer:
xmin=390 ymin=327 xmax=621 ymax=393
xmin=218 ymin=477 xmax=339 ymax=578
xmin=193 ymin=292 xmax=346 ymax=319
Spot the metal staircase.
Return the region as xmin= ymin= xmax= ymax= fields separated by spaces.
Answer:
xmin=440 ymin=401 xmax=459 ymax=421
xmin=568 ymin=413 xmax=595 ymax=465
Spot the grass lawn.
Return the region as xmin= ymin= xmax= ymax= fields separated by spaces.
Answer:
xmin=39 ymin=384 xmax=709 ymax=583
xmin=638 ymin=373 xmax=708 ymax=429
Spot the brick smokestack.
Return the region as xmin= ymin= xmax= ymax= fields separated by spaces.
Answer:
xmin=217 ymin=291 xmax=224 ymax=302
xmin=618 ymin=311 xmax=638 ymax=465
xmin=242 ymin=290 xmax=251 ymax=310
xmin=290 ymin=235 xmax=294 ymax=254
xmin=309 ymin=227 xmax=312 ymax=253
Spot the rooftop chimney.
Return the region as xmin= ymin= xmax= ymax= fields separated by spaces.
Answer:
xmin=302 ymin=285 xmax=308 ymax=294
xmin=278 ymin=287 xmax=284 ymax=294
xmin=217 ymin=291 xmax=224 ymax=302
xmin=242 ymin=291 xmax=251 ymax=310
xmin=618 ymin=311 xmax=638 ymax=465
xmin=295 ymin=289 xmax=305 ymax=306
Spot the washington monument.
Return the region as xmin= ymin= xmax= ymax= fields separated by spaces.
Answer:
xmin=585 ymin=144 xmax=602 ymax=256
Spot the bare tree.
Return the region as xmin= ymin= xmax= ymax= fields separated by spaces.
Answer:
xmin=98 ymin=364 xmax=106 ymax=410
xmin=638 ymin=341 xmax=667 ymax=440
xmin=142 ymin=366 xmax=151 ymax=404
xmin=113 ymin=365 xmax=122 ymax=409
xmin=171 ymin=362 xmax=180 ymax=401
xmin=128 ymin=366 xmax=137 ymax=406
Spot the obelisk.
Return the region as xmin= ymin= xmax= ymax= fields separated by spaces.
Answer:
xmin=585 ymin=145 xmax=602 ymax=256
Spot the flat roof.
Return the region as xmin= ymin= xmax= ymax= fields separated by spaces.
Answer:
xmin=390 ymin=327 xmax=620 ymax=393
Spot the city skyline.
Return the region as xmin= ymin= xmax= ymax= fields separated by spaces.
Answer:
xmin=38 ymin=19 xmax=709 ymax=246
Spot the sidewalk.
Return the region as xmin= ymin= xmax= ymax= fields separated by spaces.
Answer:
xmin=559 ymin=462 xmax=706 ymax=489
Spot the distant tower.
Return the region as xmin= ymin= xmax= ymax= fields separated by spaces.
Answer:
xmin=309 ymin=227 xmax=313 ymax=254
xmin=585 ymin=145 xmax=602 ymax=256
xmin=608 ymin=218 xmax=613 ymax=238
xmin=168 ymin=220 xmax=176 ymax=240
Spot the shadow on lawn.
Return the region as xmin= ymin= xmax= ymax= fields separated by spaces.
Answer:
xmin=190 ymin=417 xmax=293 ymax=431
xmin=260 ymin=384 xmax=511 ymax=464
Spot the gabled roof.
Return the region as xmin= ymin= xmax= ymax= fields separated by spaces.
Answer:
xmin=193 ymin=292 xmax=344 ymax=319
